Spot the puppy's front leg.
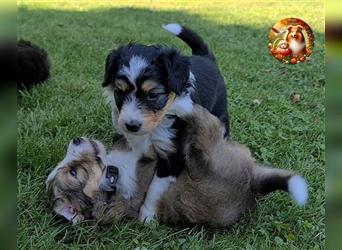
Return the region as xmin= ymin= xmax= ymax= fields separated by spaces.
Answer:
xmin=139 ymin=174 xmax=176 ymax=223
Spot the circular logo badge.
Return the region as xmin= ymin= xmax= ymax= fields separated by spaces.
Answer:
xmin=268 ymin=18 xmax=314 ymax=64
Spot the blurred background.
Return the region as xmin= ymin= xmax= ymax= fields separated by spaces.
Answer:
xmin=0 ymin=0 xmax=16 ymax=249
xmin=326 ymin=0 xmax=342 ymax=249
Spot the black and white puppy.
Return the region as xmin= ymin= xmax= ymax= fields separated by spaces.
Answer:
xmin=102 ymin=23 xmax=229 ymax=222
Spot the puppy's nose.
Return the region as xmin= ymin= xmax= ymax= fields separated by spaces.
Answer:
xmin=73 ymin=137 xmax=83 ymax=145
xmin=125 ymin=121 xmax=142 ymax=132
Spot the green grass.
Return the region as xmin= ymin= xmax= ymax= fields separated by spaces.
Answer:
xmin=17 ymin=1 xmax=325 ymax=249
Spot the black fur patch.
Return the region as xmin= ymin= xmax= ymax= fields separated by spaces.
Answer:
xmin=257 ymin=175 xmax=290 ymax=195
xmin=103 ymin=28 xmax=231 ymax=178
xmin=17 ymin=40 xmax=51 ymax=91
xmin=156 ymin=118 xmax=187 ymax=178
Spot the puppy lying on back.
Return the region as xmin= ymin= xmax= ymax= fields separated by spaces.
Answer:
xmin=46 ymin=105 xmax=308 ymax=227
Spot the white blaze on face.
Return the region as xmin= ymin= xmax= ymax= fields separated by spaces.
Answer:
xmin=116 ymin=55 xmax=149 ymax=133
xmin=119 ymin=55 xmax=148 ymax=84
xmin=118 ymin=95 xmax=144 ymax=132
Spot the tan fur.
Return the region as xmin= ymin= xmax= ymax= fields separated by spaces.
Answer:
xmin=48 ymin=106 xmax=298 ymax=228
xmin=114 ymin=79 xmax=129 ymax=92
xmin=156 ymin=106 xmax=256 ymax=227
xmin=89 ymin=107 xmax=257 ymax=227
xmin=47 ymin=154 xmax=104 ymax=222
xmin=46 ymin=139 xmax=126 ymax=222
xmin=155 ymin=106 xmax=298 ymax=227
xmin=141 ymin=80 xmax=158 ymax=92
xmin=92 ymin=106 xmax=293 ymax=228
xmin=140 ymin=92 xmax=176 ymax=133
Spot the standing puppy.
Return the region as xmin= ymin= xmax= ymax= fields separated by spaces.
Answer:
xmin=102 ymin=24 xmax=229 ymax=222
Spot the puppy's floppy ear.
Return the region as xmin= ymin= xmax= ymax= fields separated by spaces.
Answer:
xmin=157 ymin=49 xmax=190 ymax=95
xmin=102 ymin=49 xmax=121 ymax=87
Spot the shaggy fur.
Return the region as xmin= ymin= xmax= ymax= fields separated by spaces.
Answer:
xmin=46 ymin=137 xmax=107 ymax=224
xmin=17 ymin=40 xmax=51 ymax=92
xmin=286 ymin=26 xmax=307 ymax=57
xmin=102 ymin=23 xmax=230 ymax=222
xmin=47 ymin=105 xmax=308 ymax=228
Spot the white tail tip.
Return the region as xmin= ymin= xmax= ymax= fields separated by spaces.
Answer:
xmin=288 ymin=175 xmax=308 ymax=206
xmin=162 ymin=23 xmax=182 ymax=36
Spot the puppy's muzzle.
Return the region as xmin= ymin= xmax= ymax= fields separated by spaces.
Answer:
xmin=125 ymin=120 xmax=142 ymax=132
xmin=99 ymin=165 xmax=119 ymax=192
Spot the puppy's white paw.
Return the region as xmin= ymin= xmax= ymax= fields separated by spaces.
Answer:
xmin=139 ymin=205 xmax=156 ymax=224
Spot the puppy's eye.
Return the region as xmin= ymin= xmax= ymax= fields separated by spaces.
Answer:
xmin=70 ymin=169 xmax=77 ymax=178
xmin=113 ymin=86 xmax=124 ymax=93
xmin=147 ymin=92 xmax=159 ymax=101
xmin=114 ymin=79 xmax=128 ymax=92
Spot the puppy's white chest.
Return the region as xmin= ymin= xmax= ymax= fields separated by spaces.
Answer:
xmin=289 ymin=40 xmax=305 ymax=54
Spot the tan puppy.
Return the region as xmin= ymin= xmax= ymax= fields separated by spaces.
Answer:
xmin=47 ymin=105 xmax=308 ymax=227
xmin=46 ymin=136 xmax=155 ymax=225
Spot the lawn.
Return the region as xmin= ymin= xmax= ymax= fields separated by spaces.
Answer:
xmin=17 ymin=1 xmax=325 ymax=249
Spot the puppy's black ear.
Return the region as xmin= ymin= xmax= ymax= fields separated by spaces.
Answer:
xmin=158 ymin=49 xmax=190 ymax=95
xmin=102 ymin=49 xmax=120 ymax=87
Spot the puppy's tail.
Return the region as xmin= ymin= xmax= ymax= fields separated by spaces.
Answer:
xmin=162 ymin=23 xmax=215 ymax=61
xmin=252 ymin=165 xmax=308 ymax=206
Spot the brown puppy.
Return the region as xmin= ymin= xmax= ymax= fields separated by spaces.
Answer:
xmin=46 ymin=136 xmax=156 ymax=225
xmin=47 ymin=106 xmax=308 ymax=227
xmin=95 ymin=105 xmax=307 ymax=227
xmin=154 ymin=105 xmax=307 ymax=227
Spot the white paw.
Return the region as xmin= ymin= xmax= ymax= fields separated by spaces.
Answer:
xmin=139 ymin=205 xmax=156 ymax=224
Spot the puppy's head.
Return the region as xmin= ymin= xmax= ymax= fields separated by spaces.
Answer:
xmin=278 ymin=40 xmax=289 ymax=49
xmin=46 ymin=137 xmax=106 ymax=224
xmin=287 ymin=26 xmax=304 ymax=41
xmin=103 ymin=44 xmax=192 ymax=135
